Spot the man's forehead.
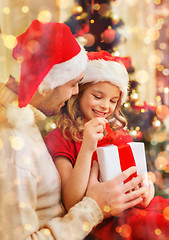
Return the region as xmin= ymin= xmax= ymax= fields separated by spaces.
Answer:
xmin=70 ymin=74 xmax=84 ymax=85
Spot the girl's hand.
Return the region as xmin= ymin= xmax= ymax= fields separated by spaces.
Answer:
xmin=136 ymin=175 xmax=155 ymax=208
xmin=82 ymin=117 xmax=107 ymax=153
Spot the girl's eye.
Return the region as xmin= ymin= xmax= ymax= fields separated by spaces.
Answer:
xmin=110 ymin=100 xmax=117 ymax=103
xmin=93 ymin=94 xmax=101 ymax=99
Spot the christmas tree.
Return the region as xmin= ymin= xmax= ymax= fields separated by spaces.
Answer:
xmin=65 ymin=0 xmax=124 ymax=53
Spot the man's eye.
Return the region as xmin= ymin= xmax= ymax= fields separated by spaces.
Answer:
xmin=93 ymin=94 xmax=101 ymax=99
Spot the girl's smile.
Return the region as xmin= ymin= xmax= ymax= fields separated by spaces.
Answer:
xmin=92 ymin=109 xmax=108 ymax=117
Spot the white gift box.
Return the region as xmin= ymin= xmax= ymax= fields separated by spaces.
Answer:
xmin=96 ymin=142 xmax=149 ymax=188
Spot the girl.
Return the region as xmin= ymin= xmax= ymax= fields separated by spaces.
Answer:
xmin=45 ymin=51 xmax=169 ymax=240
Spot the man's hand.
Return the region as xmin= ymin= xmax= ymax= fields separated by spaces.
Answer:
xmin=86 ymin=161 xmax=146 ymax=218
xmin=135 ymin=175 xmax=155 ymax=208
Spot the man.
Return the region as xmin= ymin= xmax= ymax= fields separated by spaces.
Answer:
xmin=0 ymin=20 xmax=145 ymax=240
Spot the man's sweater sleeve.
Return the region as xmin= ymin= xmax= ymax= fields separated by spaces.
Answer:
xmin=32 ymin=197 xmax=103 ymax=240
xmin=0 ymin=166 xmax=103 ymax=240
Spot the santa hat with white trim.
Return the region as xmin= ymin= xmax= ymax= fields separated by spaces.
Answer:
xmin=13 ymin=19 xmax=87 ymax=108
xmin=82 ymin=51 xmax=129 ymax=103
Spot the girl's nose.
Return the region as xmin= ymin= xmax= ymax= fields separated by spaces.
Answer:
xmin=100 ymin=101 xmax=109 ymax=110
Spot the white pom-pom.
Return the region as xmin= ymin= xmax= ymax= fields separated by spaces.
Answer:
xmin=6 ymin=104 xmax=34 ymax=128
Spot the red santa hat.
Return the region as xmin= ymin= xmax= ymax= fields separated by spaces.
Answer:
xmin=13 ymin=19 xmax=87 ymax=107
xmin=82 ymin=51 xmax=129 ymax=103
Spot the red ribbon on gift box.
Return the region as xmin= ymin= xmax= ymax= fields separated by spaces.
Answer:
xmin=92 ymin=123 xmax=137 ymax=182
xmin=118 ymin=144 xmax=137 ymax=183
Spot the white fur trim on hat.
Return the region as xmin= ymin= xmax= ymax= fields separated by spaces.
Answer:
xmin=38 ymin=44 xmax=87 ymax=93
xmin=6 ymin=104 xmax=34 ymax=128
xmin=82 ymin=60 xmax=129 ymax=103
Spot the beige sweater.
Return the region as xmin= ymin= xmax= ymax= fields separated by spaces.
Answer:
xmin=0 ymin=83 xmax=103 ymax=240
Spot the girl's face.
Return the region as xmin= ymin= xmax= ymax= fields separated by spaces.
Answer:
xmin=79 ymin=82 xmax=120 ymax=122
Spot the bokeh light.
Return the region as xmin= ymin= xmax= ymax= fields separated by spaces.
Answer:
xmin=104 ymin=205 xmax=110 ymax=212
xmin=45 ymin=122 xmax=56 ymax=132
xmin=148 ymin=51 xmax=162 ymax=66
xmin=83 ymin=33 xmax=95 ymax=47
xmin=148 ymin=171 xmax=156 ymax=183
xmin=43 ymin=228 xmax=51 ymax=236
xmin=156 ymin=65 xmax=164 ymax=71
xmin=159 ymin=42 xmax=167 ymax=50
xmin=3 ymin=35 xmax=17 ymax=49
xmin=154 ymin=0 xmax=162 ymax=5
xmin=26 ymin=40 xmax=40 ymax=54
xmin=136 ymin=70 xmax=149 ymax=84
xmin=163 ymin=207 xmax=169 ymax=220
xmin=83 ymin=222 xmax=90 ymax=231
xmin=24 ymin=224 xmax=32 ymax=231
xmin=71 ymin=4 xmax=83 ymax=15
xmin=126 ymin=0 xmax=138 ymax=6
xmin=0 ymin=139 xmax=3 ymax=150
xmin=38 ymin=10 xmax=52 ymax=23
xmin=98 ymin=4 xmax=111 ymax=17
xmin=9 ymin=136 xmax=24 ymax=151
xmin=140 ymin=210 xmax=147 ymax=216
xmin=19 ymin=202 xmax=26 ymax=208
xmin=22 ymin=6 xmax=29 ymax=13
xmin=163 ymin=69 xmax=169 ymax=76
xmin=22 ymin=155 xmax=31 ymax=165
xmin=3 ymin=7 xmax=10 ymax=14
xmin=156 ymin=105 xmax=169 ymax=119
xmin=56 ymin=0 xmax=72 ymax=9
xmin=93 ymin=3 xmax=100 ymax=11
xmin=77 ymin=36 xmax=87 ymax=46
xmin=118 ymin=224 xmax=132 ymax=238
xmin=147 ymin=28 xmax=160 ymax=41
xmin=155 ymin=228 xmax=161 ymax=236
xmin=155 ymin=156 xmax=168 ymax=170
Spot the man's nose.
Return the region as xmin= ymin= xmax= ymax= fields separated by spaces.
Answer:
xmin=72 ymin=84 xmax=79 ymax=95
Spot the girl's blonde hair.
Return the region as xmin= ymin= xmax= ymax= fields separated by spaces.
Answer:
xmin=56 ymin=83 xmax=127 ymax=142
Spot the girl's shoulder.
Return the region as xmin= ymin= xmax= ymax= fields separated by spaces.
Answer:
xmin=45 ymin=127 xmax=70 ymax=140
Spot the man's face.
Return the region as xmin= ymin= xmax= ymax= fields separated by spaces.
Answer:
xmin=35 ymin=73 xmax=84 ymax=116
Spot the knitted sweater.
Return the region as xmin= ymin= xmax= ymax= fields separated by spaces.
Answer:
xmin=0 ymin=83 xmax=103 ymax=240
